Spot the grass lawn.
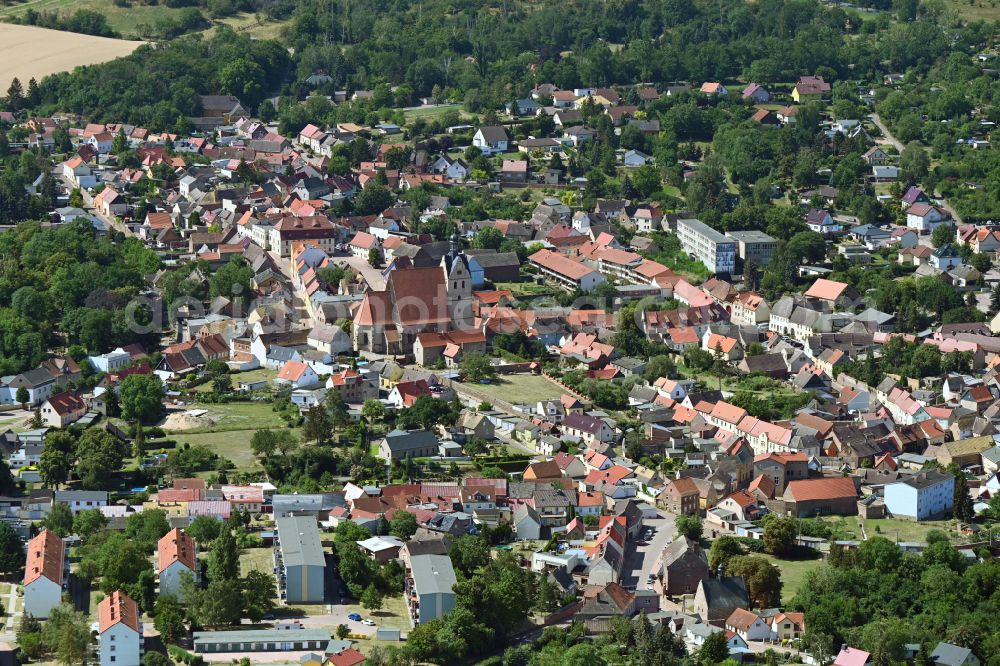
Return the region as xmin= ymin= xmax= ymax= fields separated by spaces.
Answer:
xmin=167 ymin=429 xmax=301 ymax=471
xmin=339 ymin=594 xmax=410 ymax=633
xmin=859 ymin=516 xmax=960 ymax=543
xmin=159 ymin=400 xmax=299 ymax=470
xmin=762 ymin=554 xmax=822 ymax=605
xmin=0 ymin=0 xmax=190 ymax=38
xmin=494 ymin=281 xmax=559 ymax=298
xmin=211 ymin=11 xmax=289 ymax=40
xmin=192 ymin=367 xmax=277 ymax=393
xmin=942 ymin=0 xmax=1000 ymax=21
xmin=166 ymin=401 xmax=289 ymax=433
xmin=240 ymin=546 xmax=276 ymax=576
xmin=402 ymin=104 xmax=466 ymax=123
xmin=0 ymin=415 xmax=28 ymax=432
xmin=456 ymin=374 xmax=564 ymax=405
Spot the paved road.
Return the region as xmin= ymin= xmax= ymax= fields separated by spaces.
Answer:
xmin=622 ymin=512 xmax=677 ymax=590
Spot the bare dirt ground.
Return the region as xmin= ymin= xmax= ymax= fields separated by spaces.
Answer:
xmin=0 ymin=24 xmax=142 ymax=90
xmin=161 ymin=411 xmax=218 ymax=430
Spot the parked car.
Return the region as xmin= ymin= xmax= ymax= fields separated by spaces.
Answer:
xmin=361 ymin=619 xmax=376 ymax=626
xmin=348 ymin=613 xmax=362 ymax=621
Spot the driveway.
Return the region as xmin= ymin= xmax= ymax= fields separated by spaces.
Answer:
xmin=621 ymin=512 xmax=676 ymax=590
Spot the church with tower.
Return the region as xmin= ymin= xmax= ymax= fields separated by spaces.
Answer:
xmin=352 ymin=236 xmax=477 ymax=355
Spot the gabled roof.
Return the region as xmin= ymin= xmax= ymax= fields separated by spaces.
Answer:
xmin=784 ymin=477 xmax=857 ymax=502
xmin=44 ymin=391 xmax=87 ymax=416
xmin=805 ymin=278 xmax=849 ymax=302
xmin=158 ymin=528 xmax=197 ymax=573
xmin=726 ymin=607 xmax=762 ymax=630
xmin=99 ymin=590 xmax=140 ymax=634
xmin=24 ymin=529 xmax=64 ymax=586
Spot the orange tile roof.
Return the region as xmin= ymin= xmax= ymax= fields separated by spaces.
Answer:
xmin=99 ymin=590 xmax=140 ymax=634
xmin=158 ymin=528 xmax=197 ymax=573
xmin=530 ymin=248 xmax=596 ymax=280
xmin=785 ymin=477 xmax=857 ymax=502
xmin=24 ymin=529 xmax=64 ymax=586
xmin=277 ymin=360 xmax=311 ymax=382
xmin=804 ymin=278 xmax=848 ymax=302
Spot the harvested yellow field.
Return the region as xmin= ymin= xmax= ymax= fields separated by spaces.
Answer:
xmin=0 ymin=23 xmax=142 ymax=90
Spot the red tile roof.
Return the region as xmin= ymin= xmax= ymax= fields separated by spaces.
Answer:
xmin=785 ymin=477 xmax=857 ymax=502
xmin=158 ymin=528 xmax=197 ymax=573
xmin=99 ymin=590 xmax=140 ymax=634
xmin=24 ymin=529 xmax=64 ymax=586
xmin=805 ymin=278 xmax=849 ymax=302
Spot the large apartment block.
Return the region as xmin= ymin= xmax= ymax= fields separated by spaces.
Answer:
xmin=676 ymin=218 xmax=736 ymax=274
xmin=725 ymin=230 xmax=777 ymax=267
xmin=275 ymin=516 xmax=326 ymax=603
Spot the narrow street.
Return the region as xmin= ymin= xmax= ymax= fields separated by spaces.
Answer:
xmin=868 ymin=113 xmax=902 ymax=152
xmin=55 ymin=169 xmax=135 ymax=237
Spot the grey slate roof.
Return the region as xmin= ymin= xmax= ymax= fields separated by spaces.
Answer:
xmin=930 ymin=642 xmax=977 ymax=666
xmin=409 ymin=554 xmax=457 ymax=595
xmin=699 ymin=575 xmax=749 ymax=610
xmin=276 ymin=515 xmax=325 ymax=568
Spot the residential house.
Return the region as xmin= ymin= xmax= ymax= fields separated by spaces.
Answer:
xmin=792 ymin=75 xmax=831 ymax=102
xmin=40 ymin=391 xmax=88 ymax=428
xmin=658 ymin=535 xmax=709 ymax=596
xmin=741 ymin=83 xmax=771 ymax=103
xmin=275 ymin=361 xmax=320 ymax=389
xmin=929 ymin=642 xmax=980 ymax=666
xmin=725 ymin=608 xmax=771 ymax=642
xmin=700 ymin=82 xmax=728 ymax=96
xmin=806 ymin=208 xmax=839 ymax=235
xmin=660 ymin=476 xmax=700 ymax=515
xmin=906 ymin=203 xmax=950 ymax=234
xmin=55 ymin=490 xmax=108 ymax=514
xmin=472 ymin=127 xmax=510 ymax=156
xmin=562 ymin=413 xmax=615 ymax=446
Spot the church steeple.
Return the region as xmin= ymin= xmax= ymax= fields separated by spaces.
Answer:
xmin=442 ymin=233 xmax=473 ymax=329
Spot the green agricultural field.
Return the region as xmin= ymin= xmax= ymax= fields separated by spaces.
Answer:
xmin=456 ymin=374 xmax=564 ymax=405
